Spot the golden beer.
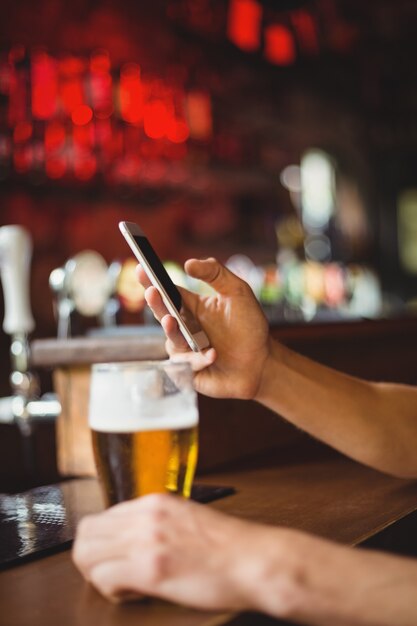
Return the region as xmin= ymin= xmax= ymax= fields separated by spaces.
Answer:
xmin=89 ymin=361 xmax=199 ymax=507
xmin=92 ymin=425 xmax=198 ymax=506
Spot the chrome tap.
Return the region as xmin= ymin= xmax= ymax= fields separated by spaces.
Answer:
xmin=0 ymin=226 xmax=60 ymax=440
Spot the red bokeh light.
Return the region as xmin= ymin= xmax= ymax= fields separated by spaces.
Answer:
xmin=227 ymin=0 xmax=262 ymax=52
xmin=72 ymin=124 xmax=94 ymax=149
xmin=44 ymin=121 xmax=66 ymax=152
xmin=46 ymin=156 xmax=66 ymax=179
xmin=74 ymin=155 xmax=97 ymax=180
xmin=13 ymin=121 xmax=32 ymax=143
xmin=167 ymin=119 xmax=189 ymax=144
xmin=31 ymin=51 xmax=58 ymax=119
xmin=90 ymin=51 xmax=113 ymax=118
xmin=291 ymin=10 xmax=319 ymax=55
xmin=72 ymin=104 xmax=93 ymax=126
xmin=264 ymin=24 xmax=296 ymax=65
xmin=119 ymin=63 xmax=144 ymax=125
xmin=90 ymin=50 xmax=111 ymax=74
xmin=13 ymin=147 xmax=32 ymax=173
xmin=185 ymin=91 xmax=212 ymax=140
xmin=59 ymin=57 xmax=85 ymax=115
xmin=144 ymin=101 xmax=169 ymax=139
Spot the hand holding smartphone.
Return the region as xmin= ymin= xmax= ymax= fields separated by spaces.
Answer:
xmin=119 ymin=221 xmax=210 ymax=352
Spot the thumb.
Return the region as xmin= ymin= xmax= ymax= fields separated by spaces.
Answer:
xmin=184 ymin=258 xmax=244 ymax=296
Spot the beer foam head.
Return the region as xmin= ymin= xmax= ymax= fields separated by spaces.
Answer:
xmin=89 ymin=361 xmax=198 ymax=433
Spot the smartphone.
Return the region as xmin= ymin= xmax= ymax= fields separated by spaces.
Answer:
xmin=118 ymin=221 xmax=210 ymax=352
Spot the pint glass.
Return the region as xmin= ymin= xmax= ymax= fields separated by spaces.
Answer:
xmin=88 ymin=360 xmax=198 ymax=507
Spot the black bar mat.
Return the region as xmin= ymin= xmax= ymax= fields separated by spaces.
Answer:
xmin=0 ymin=479 xmax=235 ymax=570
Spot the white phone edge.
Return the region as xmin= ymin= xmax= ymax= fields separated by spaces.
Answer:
xmin=118 ymin=221 xmax=209 ymax=353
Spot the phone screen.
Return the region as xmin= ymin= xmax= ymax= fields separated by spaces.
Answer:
xmin=133 ymin=235 xmax=182 ymax=312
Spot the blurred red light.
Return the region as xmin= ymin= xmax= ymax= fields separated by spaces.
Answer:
xmin=31 ymin=52 xmax=58 ymax=119
xmin=119 ymin=63 xmax=143 ymax=124
xmin=167 ymin=120 xmax=189 ymax=144
xmin=8 ymin=45 xmax=25 ymax=64
xmin=144 ymin=101 xmax=168 ymax=139
xmin=59 ymin=57 xmax=84 ymax=115
xmin=185 ymin=91 xmax=212 ymax=140
xmin=0 ymin=62 xmax=12 ymax=96
xmin=8 ymin=67 xmax=27 ymax=126
xmin=227 ymin=0 xmax=262 ymax=52
xmin=13 ymin=121 xmax=32 ymax=143
xmin=90 ymin=51 xmax=111 ymax=74
xmin=45 ymin=121 xmax=66 ymax=152
xmin=72 ymin=104 xmax=93 ymax=126
xmin=264 ymin=24 xmax=296 ymax=65
xmin=291 ymin=10 xmax=319 ymax=55
xmin=60 ymin=57 xmax=85 ymax=76
xmin=74 ymin=155 xmax=97 ymax=180
xmin=72 ymin=124 xmax=94 ymax=149
xmin=13 ymin=148 xmax=32 ymax=173
xmin=46 ymin=156 xmax=66 ymax=179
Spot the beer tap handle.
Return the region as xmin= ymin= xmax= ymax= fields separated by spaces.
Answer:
xmin=49 ymin=267 xmax=74 ymax=339
xmin=0 ymin=226 xmax=35 ymax=338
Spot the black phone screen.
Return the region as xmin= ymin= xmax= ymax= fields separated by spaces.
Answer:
xmin=133 ymin=235 xmax=182 ymax=312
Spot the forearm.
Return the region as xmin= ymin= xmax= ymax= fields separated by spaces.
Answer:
xmin=248 ymin=528 xmax=417 ymax=626
xmin=256 ymin=339 xmax=417 ymax=477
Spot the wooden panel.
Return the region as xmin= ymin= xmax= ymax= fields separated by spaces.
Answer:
xmin=54 ymin=367 xmax=95 ymax=476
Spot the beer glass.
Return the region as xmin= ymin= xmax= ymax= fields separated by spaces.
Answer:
xmin=88 ymin=360 xmax=198 ymax=507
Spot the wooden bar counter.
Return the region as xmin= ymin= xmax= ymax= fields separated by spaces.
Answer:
xmin=1 ymin=439 xmax=417 ymax=626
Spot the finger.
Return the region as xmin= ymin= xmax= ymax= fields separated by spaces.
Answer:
xmin=177 ymin=286 xmax=200 ymax=318
xmin=161 ymin=315 xmax=189 ymax=352
xmin=184 ymin=258 xmax=245 ymax=297
xmin=89 ymin=559 xmax=140 ymax=602
xmin=145 ymin=287 xmax=169 ymax=321
xmin=136 ymin=264 xmax=152 ymax=289
xmin=168 ymin=346 xmax=217 ymax=372
xmin=73 ymin=537 xmax=126 ymax=576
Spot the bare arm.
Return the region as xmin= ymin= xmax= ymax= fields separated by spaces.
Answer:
xmin=257 ymin=340 xmax=417 ymax=477
xmin=73 ymin=493 xmax=417 ymax=625
xmin=138 ymin=258 xmax=417 ymax=478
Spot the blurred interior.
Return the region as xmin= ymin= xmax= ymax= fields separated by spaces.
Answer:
xmin=1 ymin=0 xmax=417 ymax=489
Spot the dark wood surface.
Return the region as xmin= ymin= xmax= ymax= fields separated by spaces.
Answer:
xmin=2 ymin=439 xmax=417 ymax=626
xmin=30 ymin=334 xmax=167 ymax=367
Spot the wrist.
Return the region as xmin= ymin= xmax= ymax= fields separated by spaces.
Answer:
xmin=254 ymin=338 xmax=285 ymax=405
xmin=236 ymin=527 xmax=306 ymax=618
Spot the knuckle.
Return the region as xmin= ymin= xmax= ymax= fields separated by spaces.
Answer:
xmin=147 ymin=524 xmax=166 ymax=545
xmin=143 ymin=494 xmax=169 ymax=521
xmin=144 ymin=547 xmax=169 ymax=586
xmin=236 ymin=277 xmax=251 ymax=295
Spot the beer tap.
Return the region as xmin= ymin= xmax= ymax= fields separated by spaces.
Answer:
xmin=49 ymin=266 xmax=73 ymax=339
xmin=0 ymin=226 xmax=36 ymax=433
xmin=49 ymin=251 xmax=113 ymax=337
xmin=0 ymin=225 xmax=60 ymax=447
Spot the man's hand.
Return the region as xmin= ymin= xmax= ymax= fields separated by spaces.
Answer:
xmin=72 ymin=494 xmax=291 ymax=611
xmin=138 ymin=258 xmax=271 ymax=400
